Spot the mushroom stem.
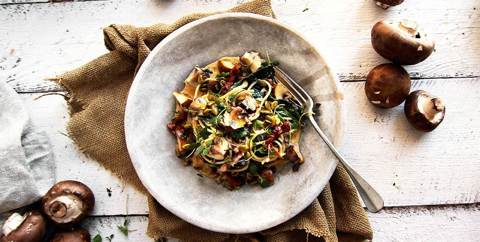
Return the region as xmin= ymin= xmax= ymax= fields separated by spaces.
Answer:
xmin=47 ymin=195 xmax=84 ymax=224
xmin=375 ymin=1 xmax=390 ymax=9
xmin=2 ymin=213 xmax=26 ymax=236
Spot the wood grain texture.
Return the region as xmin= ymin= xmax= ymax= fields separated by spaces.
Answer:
xmin=21 ymin=77 xmax=480 ymax=214
xmin=0 ymin=0 xmax=479 ymax=93
xmin=2 ymin=0 xmax=480 ymax=239
xmin=0 ymin=0 xmax=48 ymax=4
xmin=341 ymin=77 xmax=480 ymax=206
xmin=22 ymin=93 xmax=149 ymax=216
xmin=81 ymin=204 xmax=480 ymax=242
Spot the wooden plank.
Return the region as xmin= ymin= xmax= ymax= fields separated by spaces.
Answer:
xmin=1 ymin=0 xmax=479 ymax=93
xmin=82 ymin=204 xmax=480 ymax=242
xmin=22 ymin=93 xmax=149 ymax=216
xmin=370 ymin=204 xmax=480 ymax=242
xmin=82 ymin=216 xmax=155 ymax=242
xmin=0 ymin=0 xmax=48 ymax=4
xmin=0 ymin=0 xmax=105 ymax=4
xmin=341 ymin=77 xmax=480 ymax=206
xmin=20 ymin=77 xmax=480 ymax=216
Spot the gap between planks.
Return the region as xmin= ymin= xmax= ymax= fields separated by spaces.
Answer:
xmin=0 ymin=0 xmax=106 ymax=5
xmin=11 ymin=75 xmax=480 ymax=94
xmin=86 ymin=203 xmax=480 ymax=218
xmin=80 ymin=203 xmax=480 ymax=242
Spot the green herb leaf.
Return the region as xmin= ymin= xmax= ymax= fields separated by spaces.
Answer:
xmin=216 ymin=102 xmax=226 ymax=111
xmin=201 ymin=146 xmax=210 ymax=156
xmin=117 ymin=218 xmax=129 ymax=236
xmin=93 ymin=234 xmax=102 ymax=242
xmin=202 ymin=68 xmax=213 ymax=74
xmin=249 ymin=162 xmax=260 ymax=175
xmin=106 ymin=234 xmax=114 ymax=242
xmin=209 ymin=116 xmax=219 ymax=125
xmin=253 ymin=120 xmax=264 ymax=130
xmin=231 ymin=128 xmax=249 ymax=139
xmin=216 ymin=72 xmax=230 ymax=78
xmin=254 ymin=146 xmax=268 ymax=156
xmin=245 ymin=66 xmax=275 ymax=83
xmin=198 ymin=127 xmax=210 ymax=139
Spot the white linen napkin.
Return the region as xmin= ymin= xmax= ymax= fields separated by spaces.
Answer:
xmin=0 ymin=81 xmax=55 ymax=213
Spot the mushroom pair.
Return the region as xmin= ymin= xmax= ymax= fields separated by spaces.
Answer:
xmin=1 ymin=181 xmax=94 ymax=242
xmin=365 ymin=64 xmax=445 ymax=132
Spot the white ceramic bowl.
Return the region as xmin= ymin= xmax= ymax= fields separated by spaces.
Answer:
xmin=125 ymin=13 xmax=344 ymax=234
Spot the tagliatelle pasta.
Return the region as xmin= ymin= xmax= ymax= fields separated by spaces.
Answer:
xmin=167 ymin=52 xmax=306 ymax=190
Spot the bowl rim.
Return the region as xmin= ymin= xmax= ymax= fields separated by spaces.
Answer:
xmin=125 ymin=12 xmax=345 ymax=234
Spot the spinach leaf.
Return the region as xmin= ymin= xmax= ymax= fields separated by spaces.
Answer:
xmin=216 ymin=72 xmax=230 ymax=78
xmin=93 ymin=234 xmax=102 ymax=242
xmin=231 ymin=128 xmax=249 ymax=139
xmin=245 ymin=66 xmax=275 ymax=83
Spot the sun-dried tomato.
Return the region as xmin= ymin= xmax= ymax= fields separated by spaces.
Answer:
xmin=167 ymin=110 xmax=188 ymax=134
xmin=261 ymin=169 xmax=274 ymax=183
xmin=220 ymin=64 xmax=241 ymax=94
xmin=265 ymin=121 xmax=291 ymax=148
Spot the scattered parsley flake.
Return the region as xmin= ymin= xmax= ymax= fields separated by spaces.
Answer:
xmin=106 ymin=234 xmax=114 ymax=242
xmin=216 ymin=72 xmax=230 ymax=78
xmin=117 ymin=218 xmax=130 ymax=236
xmin=93 ymin=234 xmax=103 ymax=242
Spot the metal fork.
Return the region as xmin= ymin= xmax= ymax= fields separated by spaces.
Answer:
xmin=274 ymin=66 xmax=384 ymax=213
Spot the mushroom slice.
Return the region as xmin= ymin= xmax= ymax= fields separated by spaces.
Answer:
xmin=0 ymin=211 xmax=46 ymax=242
xmin=274 ymin=83 xmax=291 ymax=99
xmin=173 ymin=92 xmax=192 ymax=107
xmin=365 ymin=63 xmax=411 ymax=108
xmin=50 ymin=227 xmax=91 ymax=242
xmin=189 ymin=96 xmax=208 ymax=111
xmin=404 ymin=90 xmax=446 ymax=132
xmin=222 ymin=107 xmax=247 ymax=129
xmin=241 ymin=95 xmax=257 ymax=111
xmin=374 ymin=0 xmax=404 ymax=9
xmin=371 ymin=20 xmax=435 ymax=65
xmin=42 ymin=180 xmax=95 ymax=226
xmin=288 ymin=130 xmax=304 ymax=163
xmin=217 ymin=57 xmax=238 ymax=72
xmin=207 ymin=137 xmax=230 ymax=160
xmin=240 ymin=51 xmax=262 ymax=73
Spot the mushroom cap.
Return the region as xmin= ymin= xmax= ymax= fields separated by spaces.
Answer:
xmin=50 ymin=227 xmax=91 ymax=242
xmin=371 ymin=20 xmax=435 ymax=65
xmin=375 ymin=0 xmax=404 ymax=8
xmin=42 ymin=180 xmax=95 ymax=226
xmin=404 ymin=90 xmax=446 ymax=132
xmin=0 ymin=211 xmax=46 ymax=242
xmin=365 ymin=63 xmax=411 ymax=108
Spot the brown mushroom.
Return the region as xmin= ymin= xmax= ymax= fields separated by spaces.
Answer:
xmin=365 ymin=63 xmax=411 ymax=108
xmin=0 ymin=211 xmax=46 ymax=242
xmin=404 ymin=90 xmax=445 ymax=132
xmin=42 ymin=180 xmax=95 ymax=226
xmin=50 ymin=227 xmax=90 ymax=242
xmin=371 ymin=20 xmax=435 ymax=65
xmin=217 ymin=59 xmax=236 ymax=72
xmin=374 ymin=0 xmax=404 ymax=9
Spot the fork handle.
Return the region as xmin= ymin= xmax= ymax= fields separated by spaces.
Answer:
xmin=308 ymin=116 xmax=384 ymax=213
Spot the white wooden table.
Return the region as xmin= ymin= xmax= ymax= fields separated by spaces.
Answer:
xmin=1 ymin=0 xmax=480 ymax=241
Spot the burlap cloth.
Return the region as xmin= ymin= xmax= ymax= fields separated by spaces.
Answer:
xmin=53 ymin=0 xmax=372 ymax=241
